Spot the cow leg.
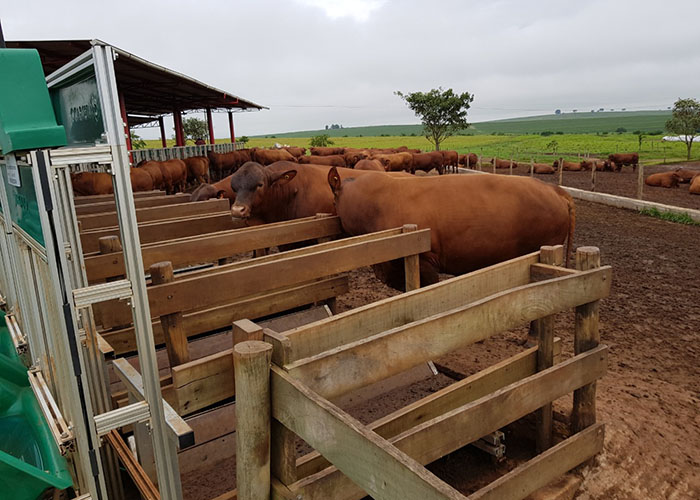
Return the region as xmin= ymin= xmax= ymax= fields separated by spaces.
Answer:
xmin=418 ymin=256 xmax=440 ymax=287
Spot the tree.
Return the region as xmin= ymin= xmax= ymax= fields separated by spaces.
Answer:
xmin=555 ymin=109 xmax=561 ymax=115
xmin=665 ymin=98 xmax=700 ymax=160
xmin=182 ymin=117 xmax=208 ymax=144
xmin=309 ymin=134 xmax=334 ymax=147
xmin=634 ymin=131 xmax=645 ymax=150
xmin=129 ymin=131 xmax=147 ymax=150
xmin=395 ymin=87 xmax=473 ymax=151
xmin=239 ymin=136 xmax=250 ymax=146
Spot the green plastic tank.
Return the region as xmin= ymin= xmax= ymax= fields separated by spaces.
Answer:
xmin=0 ymin=311 xmax=73 ymax=499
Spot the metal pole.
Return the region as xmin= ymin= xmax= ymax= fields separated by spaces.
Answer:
xmin=229 ymin=111 xmax=236 ymax=145
xmin=0 ymin=19 xmax=6 ymax=48
xmin=206 ymin=108 xmax=215 ymax=145
xmin=158 ymin=117 xmax=167 ymax=148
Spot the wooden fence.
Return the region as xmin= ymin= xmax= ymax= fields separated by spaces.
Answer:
xmin=130 ymin=142 xmax=245 ymax=164
xmin=229 ymin=245 xmax=610 ymax=500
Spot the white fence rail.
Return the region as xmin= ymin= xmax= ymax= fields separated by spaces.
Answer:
xmin=130 ymin=142 xmax=246 ymax=164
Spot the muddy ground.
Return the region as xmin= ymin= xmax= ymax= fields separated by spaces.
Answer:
xmin=181 ymin=179 xmax=700 ymax=500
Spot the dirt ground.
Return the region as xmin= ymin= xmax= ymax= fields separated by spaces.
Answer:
xmin=181 ymin=193 xmax=700 ymax=500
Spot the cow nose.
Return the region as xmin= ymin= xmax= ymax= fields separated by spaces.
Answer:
xmin=231 ymin=204 xmax=249 ymax=218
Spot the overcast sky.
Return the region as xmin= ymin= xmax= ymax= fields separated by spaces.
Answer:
xmin=4 ymin=0 xmax=700 ymax=138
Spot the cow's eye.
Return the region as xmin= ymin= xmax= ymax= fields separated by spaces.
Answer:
xmin=257 ymin=183 xmax=263 ymax=188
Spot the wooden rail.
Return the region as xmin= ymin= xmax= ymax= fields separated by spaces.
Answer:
xmin=80 ymin=212 xmax=243 ymax=254
xmin=231 ymin=246 xmax=609 ymax=500
xmin=75 ymin=193 xmax=191 ymax=216
xmin=85 ymin=215 xmax=343 ymax=282
xmin=74 ymin=190 xmax=165 ymax=205
xmin=77 ymin=198 xmax=230 ymax=230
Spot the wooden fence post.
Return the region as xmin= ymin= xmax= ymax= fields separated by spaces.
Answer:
xmin=149 ymin=261 xmax=190 ymax=367
xmin=558 ymin=157 xmax=564 ymax=185
xmin=492 ymin=157 xmax=497 ymax=174
xmin=591 ymin=159 xmax=596 ymax=192
xmin=477 ymin=155 xmax=482 ymax=171
xmin=233 ymin=319 xmax=264 ymax=345
xmin=402 ymin=224 xmax=421 ymax=292
xmin=533 ymin=245 xmax=563 ymax=452
xmin=572 ymin=247 xmax=601 ymax=434
xmin=234 ymin=341 xmax=272 ymax=500
xmin=636 ymin=163 xmax=644 ymax=200
xmin=509 ymin=155 xmax=513 ymax=175
xmin=530 ymin=158 xmax=534 ymax=177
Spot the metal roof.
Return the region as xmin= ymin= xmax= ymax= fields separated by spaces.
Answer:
xmin=6 ymin=39 xmax=266 ymax=126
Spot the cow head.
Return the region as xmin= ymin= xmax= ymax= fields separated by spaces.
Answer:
xmin=327 ymin=167 xmax=342 ymax=197
xmin=230 ymin=161 xmax=297 ymax=219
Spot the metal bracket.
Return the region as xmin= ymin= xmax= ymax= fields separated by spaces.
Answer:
xmin=49 ymin=146 xmax=113 ymax=166
xmin=5 ymin=312 xmax=28 ymax=355
xmin=73 ymin=280 xmax=133 ymax=308
xmin=94 ymin=401 xmax=151 ymax=437
xmin=28 ymin=368 xmax=75 ymax=455
xmin=472 ymin=430 xmax=506 ymax=460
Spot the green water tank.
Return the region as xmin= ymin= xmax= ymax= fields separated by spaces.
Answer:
xmin=0 ymin=48 xmax=66 ymax=154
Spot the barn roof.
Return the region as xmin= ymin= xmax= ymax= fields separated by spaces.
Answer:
xmin=6 ymin=39 xmax=266 ymax=126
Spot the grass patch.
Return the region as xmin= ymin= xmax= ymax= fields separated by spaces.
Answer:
xmin=639 ymin=207 xmax=700 ymax=225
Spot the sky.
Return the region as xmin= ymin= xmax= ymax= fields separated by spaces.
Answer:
xmin=3 ymin=0 xmax=700 ymax=138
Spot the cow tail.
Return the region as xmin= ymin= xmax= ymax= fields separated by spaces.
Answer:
xmin=565 ymin=194 xmax=576 ymax=268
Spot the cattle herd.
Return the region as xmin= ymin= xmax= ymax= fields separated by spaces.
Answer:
xmin=68 ymin=144 xmax=700 ymax=293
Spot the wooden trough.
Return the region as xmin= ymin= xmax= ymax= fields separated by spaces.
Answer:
xmin=222 ymin=245 xmax=610 ymax=500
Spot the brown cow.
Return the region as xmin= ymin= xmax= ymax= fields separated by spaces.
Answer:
xmin=130 ymin=168 xmax=155 ymax=192
xmin=689 ymin=174 xmax=700 ymax=194
xmin=553 ymin=160 xmax=582 ymax=171
xmin=253 ymin=148 xmax=297 ymax=165
xmin=71 ymin=172 xmax=114 ymax=196
xmin=411 ymin=152 xmax=444 ymax=174
xmin=184 ymin=156 xmax=211 ymax=185
xmin=372 ymin=152 xmax=413 ymax=173
xmin=343 ymin=149 xmax=370 ymax=167
xmin=284 ymin=146 xmax=306 ymax=158
xmin=137 ymin=161 xmax=164 ymax=189
xmin=490 ymin=158 xmax=514 ymax=169
xmin=527 ymin=163 xmax=556 ymax=174
xmin=153 ymin=159 xmax=187 ymax=194
xmin=354 ymin=159 xmax=385 ymax=171
xmin=579 ymin=159 xmax=610 ymax=171
xmin=439 ymin=150 xmax=459 ymax=173
xmin=645 ymin=171 xmax=681 ymax=188
xmin=458 ymin=153 xmax=478 ymax=167
xmin=207 ymin=151 xmax=238 ymax=180
xmin=675 ymin=168 xmax=700 ymax=183
xmin=608 ymin=153 xmax=639 ymax=172
xmin=228 ymin=162 xmax=410 ymax=222
xmin=327 ymin=167 xmax=575 ymax=290
xmin=310 ymin=147 xmax=345 ymax=156
xmin=299 ymin=155 xmax=347 ymax=167
xmin=191 ymin=175 xmax=236 ymax=204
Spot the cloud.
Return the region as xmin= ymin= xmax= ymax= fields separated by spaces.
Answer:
xmin=295 ymin=0 xmax=386 ymax=22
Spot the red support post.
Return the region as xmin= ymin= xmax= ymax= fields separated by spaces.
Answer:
xmin=118 ymin=92 xmax=133 ymax=163
xmin=158 ymin=116 xmax=167 ymax=148
xmin=228 ymin=111 xmax=236 ymax=145
xmin=173 ymin=109 xmax=184 ymax=147
xmin=206 ymin=108 xmax=215 ymax=144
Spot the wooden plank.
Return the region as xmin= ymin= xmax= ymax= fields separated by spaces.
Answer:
xmin=75 ymin=193 xmax=190 ymax=215
xmin=74 ymin=190 xmax=165 ymax=205
xmin=80 ymin=212 xmax=242 ymax=254
xmin=185 ymin=402 xmax=236 ymax=445
xmin=102 ymin=276 xmax=349 ymax=355
xmin=292 ymin=347 xmax=606 ymax=500
xmin=172 ymin=349 xmax=235 ymax=415
xmin=147 ymin=228 xmax=431 ymax=318
xmin=271 ymin=367 xmax=464 ymax=500
xmin=282 ymin=252 xmax=540 ymax=364
xmin=78 ymin=198 xmax=230 ymax=230
xmin=85 ymin=216 xmax=343 ymax=282
xmin=105 ymin=430 xmax=160 ymax=500
xmin=150 ymin=262 xmax=190 ymax=366
xmin=572 ymin=247 xmax=602 ymax=434
xmin=295 ymin=343 xmax=552 ymax=479
xmin=285 ymin=267 xmax=612 ymax=400
xmin=402 ymin=224 xmax=421 ymax=291
xmin=529 ymin=263 xmax=577 ymax=281
xmin=469 ymin=424 xmax=605 ymax=500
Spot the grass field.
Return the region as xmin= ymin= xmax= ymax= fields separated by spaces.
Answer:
xmin=143 ymin=132 xmax=695 ymax=165
xmin=253 ymin=110 xmax=672 ymax=138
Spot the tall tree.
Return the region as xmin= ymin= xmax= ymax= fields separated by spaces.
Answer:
xmin=666 ymin=98 xmax=700 ymax=160
xmin=395 ymin=87 xmax=473 ymax=151
xmin=182 ymin=117 xmax=209 ymax=144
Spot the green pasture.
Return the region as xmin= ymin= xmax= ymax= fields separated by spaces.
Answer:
xmin=255 ymin=110 xmax=672 ymax=138
xmin=143 ymin=132 xmax=696 ymax=165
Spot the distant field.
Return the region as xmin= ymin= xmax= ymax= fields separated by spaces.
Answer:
xmin=142 ymin=130 xmax=695 ymax=166
xmin=253 ymin=110 xmax=672 ymax=138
